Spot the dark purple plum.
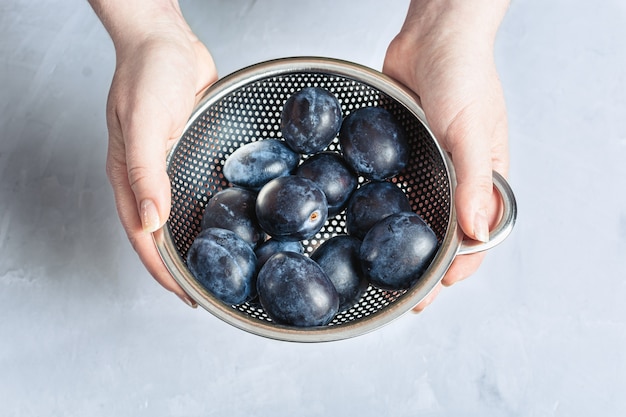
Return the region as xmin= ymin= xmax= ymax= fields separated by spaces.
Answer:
xmin=360 ymin=212 xmax=438 ymax=291
xmin=223 ymin=139 xmax=300 ymax=189
xmin=248 ymin=239 xmax=304 ymax=309
xmin=257 ymin=251 xmax=339 ymax=327
xmin=311 ymin=235 xmax=368 ymax=312
xmin=201 ymin=187 xmax=265 ymax=248
xmin=346 ymin=181 xmax=413 ymax=239
xmin=280 ymin=87 xmax=342 ymax=154
xmin=186 ymin=227 xmax=258 ymax=305
xmin=255 ymin=175 xmax=328 ymax=241
xmin=339 ymin=106 xmax=409 ymax=180
xmin=295 ymin=152 xmax=358 ymax=216
xmin=254 ymin=238 xmax=304 ymax=270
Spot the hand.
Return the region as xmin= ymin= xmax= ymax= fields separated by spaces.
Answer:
xmin=91 ymin=0 xmax=218 ymax=306
xmin=383 ymin=0 xmax=510 ymax=312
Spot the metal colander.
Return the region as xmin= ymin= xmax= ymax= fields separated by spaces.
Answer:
xmin=153 ymin=57 xmax=517 ymax=342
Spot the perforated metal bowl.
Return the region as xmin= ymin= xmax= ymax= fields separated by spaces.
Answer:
xmin=153 ymin=57 xmax=517 ymax=342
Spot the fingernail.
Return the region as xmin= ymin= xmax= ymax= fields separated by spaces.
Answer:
xmin=177 ymin=293 xmax=198 ymax=309
xmin=474 ymin=209 xmax=490 ymax=243
xmin=140 ymin=199 xmax=161 ymax=233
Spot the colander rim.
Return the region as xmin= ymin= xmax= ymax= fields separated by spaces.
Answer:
xmin=153 ymin=56 xmax=462 ymax=343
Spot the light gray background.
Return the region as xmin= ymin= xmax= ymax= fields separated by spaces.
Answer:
xmin=2 ymin=1 xmax=625 ymax=416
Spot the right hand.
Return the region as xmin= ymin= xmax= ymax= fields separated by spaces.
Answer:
xmin=101 ymin=7 xmax=218 ymax=306
xmin=383 ymin=0 xmax=510 ymax=312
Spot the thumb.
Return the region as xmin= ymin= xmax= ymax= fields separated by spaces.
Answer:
xmin=444 ymin=108 xmax=494 ymax=243
xmin=124 ymin=116 xmax=173 ymax=233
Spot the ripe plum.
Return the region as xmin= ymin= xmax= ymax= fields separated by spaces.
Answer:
xmin=346 ymin=180 xmax=413 ymax=239
xmin=255 ymin=175 xmax=328 ymax=241
xmin=257 ymin=251 xmax=339 ymax=327
xmin=295 ymin=152 xmax=358 ymax=216
xmin=254 ymin=238 xmax=304 ymax=270
xmin=223 ymin=139 xmax=299 ymax=189
xmin=311 ymin=235 xmax=368 ymax=312
xmin=360 ymin=212 xmax=438 ymax=291
xmin=201 ymin=187 xmax=265 ymax=248
xmin=280 ymin=87 xmax=342 ymax=154
xmin=339 ymin=106 xmax=409 ymax=180
xmin=187 ymin=227 xmax=258 ymax=305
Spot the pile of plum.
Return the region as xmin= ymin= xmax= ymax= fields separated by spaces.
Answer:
xmin=186 ymin=86 xmax=438 ymax=327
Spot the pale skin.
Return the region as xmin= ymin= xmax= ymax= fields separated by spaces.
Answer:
xmin=88 ymin=0 xmax=510 ymax=311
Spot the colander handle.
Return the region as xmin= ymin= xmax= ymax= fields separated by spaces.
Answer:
xmin=456 ymin=171 xmax=517 ymax=256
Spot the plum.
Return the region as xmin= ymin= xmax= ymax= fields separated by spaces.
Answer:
xmin=280 ymin=87 xmax=342 ymax=154
xmin=254 ymin=238 xmax=304 ymax=270
xmin=311 ymin=235 xmax=368 ymax=312
xmin=247 ymin=239 xmax=304 ymax=309
xmin=339 ymin=106 xmax=409 ymax=180
xmin=255 ymin=175 xmax=328 ymax=241
xmin=295 ymin=152 xmax=358 ymax=216
xmin=201 ymin=187 xmax=265 ymax=248
xmin=186 ymin=227 xmax=258 ymax=305
xmin=360 ymin=212 xmax=438 ymax=291
xmin=346 ymin=180 xmax=413 ymax=239
xmin=257 ymin=251 xmax=339 ymax=327
xmin=223 ymin=139 xmax=300 ymax=189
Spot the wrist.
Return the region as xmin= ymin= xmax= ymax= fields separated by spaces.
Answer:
xmin=400 ymin=0 xmax=510 ymax=41
xmin=395 ymin=0 xmax=510 ymax=58
xmin=88 ymin=0 xmax=196 ymax=55
xmin=387 ymin=0 xmax=509 ymax=86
